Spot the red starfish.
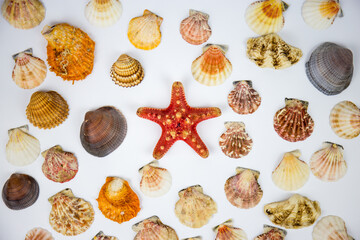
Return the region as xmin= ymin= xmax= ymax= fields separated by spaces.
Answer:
xmin=137 ymin=82 xmax=221 ymax=159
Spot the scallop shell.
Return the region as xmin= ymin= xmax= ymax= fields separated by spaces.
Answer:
xmin=41 ymin=145 xmax=78 ymax=183
xmin=228 ymin=81 xmax=261 ymax=115
xmin=6 ymin=125 xmax=40 ymax=166
xmin=2 ymin=173 xmax=39 ymax=210
xmin=305 ymin=42 xmax=353 ymax=95
xmin=48 ymin=188 xmax=94 ymax=236
xmin=247 ymin=33 xmax=303 ymax=69
xmin=139 ymin=160 xmax=172 ymax=197
xmin=110 ymin=54 xmax=144 ymax=88
xmin=273 ymin=98 xmax=314 ymax=142
xmin=12 ymin=48 xmax=47 ymax=89
xmin=1 ymin=0 xmax=45 ymax=29
xmin=180 ymin=9 xmax=211 ymax=45
xmin=254 ymin=225 xmax=287 ymax=240
xmin=25 ymin=227 xmax=54 ymax=240
xmin=245 ymin=0 xmax=288 ymax=35
xmin=41 ymin=23 xmax=95 ymax=82
xmin=313 ymin=215 xmax=353 ymax=240
xmin=264 ymin=194 xmax=321 ymax=229
xmin=183 ymin=237 xmax=202 ymax=240
xmin=133 ymin=216 xmax=179 ymax=240
xmin=128 ymin=9 xmax=163 ymax=50
xmin=330 ymin=101 xmax=360 ymax=139
xmin=213 ymin=220 xmax=248 ymax=240
xmin=26 ymin=90 xmax=69 ymax=129
xmin=92 ymin=231 xmax=118 ymax=240
xmin=80 ymin=106 xmax=127 ymax=157
xmin=175 ymin=185 xmax=217 ymax=228
xmin=191 ymin=44 xmax=232 ymax=86
xmin=85 ymin=0 xmax=122 ymax=27
xmin=97 ymin=177 xmax=140 ymax=224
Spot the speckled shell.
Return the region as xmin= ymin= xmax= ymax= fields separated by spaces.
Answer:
xmin=41 ymin=23 xmax=95 ymax=82
xmin=85 ymin=0 xmax=122 ymax=27
xmin=247 ymin=33 xmax=302 ymax=69
xmin=1 ymin=0 xmax=45 ymax=29
xmin=25 ymin=228 xmax=54 ymax=240
xmin=128 ymin=9 xmax=163 ymax=50
xmin=180 ymin=9 xmax=211 ymax=45
xmin=254 ymin=225 xmax=287 ymax=240
xmin=273 ymin=98 xmax=314 ymax=142
xmin=175 ymin=185 xmax=217 ymax=228
xmin=49 ymin=188 xmax=94 ymax=236
xmin=264 ymin=194 xmax=321 ymax=229
xmin=110 ymin=54 xmax=144 ymax=87
xmin=80 ymin=106 xmax=127 ymax=157
xmin=228 ymin=81 xmax=261 ymax=115
xmin=191 ymin=44 xmax=232 ymax=86
xmin=92 ymin=231 xmax=118 ymax=240
xmin=26 ymin=91 xmax=69 ymax=129
xmin=219 ymin=122 xmax=253 ymax=159
xmin=213 ymin=220 xmax=248 ymax=240
xmin=330 ymin=101 xmax=360 ymax=139
xmin=313 ymin=215 xmax=353 ymax=240
xmin=133 ymin=216 xmax=179 ymax=240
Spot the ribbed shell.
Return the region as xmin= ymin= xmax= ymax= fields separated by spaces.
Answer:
xmin=25 ymin=228 xmax=54 ymax=240
xmin=330 ymin=101 xmax=360 ymax=139
xmin=254 ymin=225 xmax=287 ymax=240
xmin=228 ymin=81 xmax=261 ymax=115
xmin=110 ymin=54 xmax=144 ymax=87
xmin=85 ymin=0 xmax=122 ymax=27
xmin=312 ymin=215 xmax=353 ymax=240
xmin=133 ymin=216 xmax=179 ymax=240
xmin=213 ymin=220 xmax=248 ymax=240
xmin=92 ymin=231 xmax=118 ymax=240
xmin=180 ymin=9 xmax=211 ymax=45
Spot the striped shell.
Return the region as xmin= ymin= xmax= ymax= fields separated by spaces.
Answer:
xmin=25 ymin=228 xmax=54 ymax=240
xmin=313 ymin=215 xmax=353 ymax=240
xmin=85 ymin=0 xmax=122 ymax=27
xmin=228 ymin=81 xmax=261 ymax=115
xmin=133 ymin=216 xmax=179 ymax=240
xmin=180 ymin=9 xmax=211 ymax=45
xmin=92 ymin=231 xmax=118 ymax=240
xmin=213 ymin=220 xmax=248 ymax=240
xmin=330 ymin=101 xmax=360 ymax=139
xmin=110 ymin=54 xmax=144 ymax=87
xmin=254 ymin=225 xmax=287 ymax=240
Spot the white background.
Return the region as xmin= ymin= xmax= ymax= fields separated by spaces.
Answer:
xmin=0 ymin=0 xmax=359 ymax=239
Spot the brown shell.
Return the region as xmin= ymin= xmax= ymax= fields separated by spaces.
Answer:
xmin=228 ymin=80 xmax=261 ymax=114
xmin=92 ymin=231 xmax=118 ymax=240
xmin=254 ymin=225 xmax=287 ymax=240
xmin=25 ymin=227 xmax=54 ymax=240
xmin=180 ymin=9 xmax=211 ymax=45
xmin=133 ymin=216 xmax=179 ymax=240
xmin=110 ymin=54 xmax=144 ymax=87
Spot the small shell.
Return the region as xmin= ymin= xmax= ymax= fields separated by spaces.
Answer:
xmin=224 ymin=167 xmax=263 ymax=209
xmin=312 ymin=215 xmax=353 ymax=240
xmin=49 ymin=188 xmax=94 ymax=236
xmin=85 ymin=0 xmax=122 ymax=27
xmin=128 ymin=9 xmax=163 ymax=50
xmin=219 ymin=122 xmax=253 ymax=159
xmin=133 ymin=216 xmax=179 ymax=240
xmin=2 ymin=173 xmax=39 ymax=210
xmin=213 ymin=220 xmax=248 ymax=240
xmin=12 ymin=48 xmax=47 ymax=89
xmin=92 ymin=231 xmax=118 ymax=240
xmin=228 ymin=81 xmax=261 ymax=115
xmin=191 ymin=44 xmax=232 ymax=86
xmin=180 ymin=9 xmax=211 ymax=45
xmin=183 ymin=237 xmax=202 ymax=240
xmin=110 ymin=54 xmax=144 ymax=88
xmin=330 ymin=101 xmax=360 ymax=139
xmin=25 ymin=228 xmax=54 ymax=240
xmin=26 ymin=90 xmax=69 ymax=129
xmin=175 ymin=185 xmax=217 ymax=228
xmin=273 ymin=98 xmax=314 ymax=142
xmin=254 ymin=225 xmax=287 ymax=240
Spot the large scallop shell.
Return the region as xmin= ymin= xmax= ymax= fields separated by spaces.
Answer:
xmin=180 ymin=9 xmax=211 ymax=45
xmin=48 ymin=188 xmax=94 ymax=236
xmin=133 ymin=216 xmax=179 ymax=240
xmin=254 ymin=225 xmax=287 ymax=240
xmin=128 ymin=9 xmax=163 ymax=50
xmin=175 ymin=185 xmax=217 ymax=228
xmin=1 ymin=0 xmax=45 ymax=29
xmin=92 ymin=231 xmax=118 ymax=240
xmin=110 ymin=54 xmax=144 ymax=88
xmin=25 ymin=228 xmax=54 ymax=240
xmin=85 ymin=0 xmax=122 ymax=27
xmin=213 ymin=220 xmax=248 ymax=240
xmin=80 ymin=106 xmax=127 ymax=157
xmin=26 ymin=90 xmax=69 ymax=129
xmin=264 ymin=194 xmax=321 ymax=229
xmin=12 ymin=48 xmax=47 ymax=89
xmin=228 ymin=81 xmax=261 ymax=115
xmin=224 ymin=167 xmax=263 ymax=209
xmin=330 ymin=101 xmax=360 ymax=139
xmin=41 ymin=23 xmax=95 ymax=82
xmin=191 ymin=44 xmax=232 ymax=86
xmin=273 ymin=98 xmax=314 ymax=142
xmin=312 ymin=215 xmax=353 ymax=240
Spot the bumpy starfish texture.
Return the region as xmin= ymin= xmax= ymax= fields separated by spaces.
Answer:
xmin=137 ymin=82 xmax=221 ymax=159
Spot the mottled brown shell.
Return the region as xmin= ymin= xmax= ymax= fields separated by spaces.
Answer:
xmin=110 ymin=54 xmax=144 ymax=87
xmin=254 ymin=225 xmax=286 ymax=240
xmin=228 ymin=81 xmax=261 ymax=114
xmin=133 ymin=216 xmax=179 ymax=240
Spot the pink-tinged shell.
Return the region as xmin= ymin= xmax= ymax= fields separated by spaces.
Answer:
xmin=254 ymin=225 xmax=287 ymax=240
xmin=180 ymin=9 xmax=211 ymax=45
xmin=41 ymin=145 xmax=78 ymax=183
xmin=312 ymin=215 xmax=353 ymax=240
xmin=228 ymin=81 xmax=261 ymax=114
xmin=213 ymin=220 xmax=248 ymax=240
xmin=330 ymin=101 xmax=360 ymax=139
xmin=219 ymin=122 xmax=253 ymax=159
xmin=133 ymin=216 xmax=179 ymax=240
xmin=92 ymin=231 xmax=118 ymax=240
xmin=273 ymin=98 xmax=314 ymax=142
xmin=25 ymin=227 xmax=54 ymax=240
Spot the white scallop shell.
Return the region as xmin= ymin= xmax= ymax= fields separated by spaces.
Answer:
xmin=313 ymin=215 xmax=353 ymax=240
xmin=330 ymin=101 xmax=360 ymax=139
xmin=214 ymin=220 xmax=248 ymax=240
xmin=85 ymin=0 xmax=122 ymax=27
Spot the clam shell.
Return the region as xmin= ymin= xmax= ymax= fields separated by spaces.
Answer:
xmin=213 ymin=220 xmax=248 ymax=240
xmin=180 ymin=9 xmax=211 ymax=45
xmin=6 ymin=125 xmax=40 ymax=166
xmin=25 ymin=227 xmax=54 ymax=240
xmin=80 ymin=106 xmax=127 ymax=157
xmin=306 ymin=42 xmax=353 ymax=95
xmin=313 ymin=215 xmax=353 ymax=240
xmin=133 ymin=216 xmax=179 ymax=240
xmin=92 ymin=231 xmax=118 ymax=240
xmin=254 ymin=225 xmax=287 ymax=240
xmin=12 ymin=48 xmax=47 ymax=89
xmin=330 ymin=101 xmax=360 ymax=139
xmin=42 ymin=23 xmax=95 ymax=82
xmin=85 ymin=0 xmax=122 ymax=27
xmin=26 ymin=90 xmax=69 ymax=129
xmin=110 ymin=54 xmax=144 ymax=87
xmin=2 ymin=173 xmax=39 ymax=210
xmin=1 ymin=0 xmax=45 ymax=29
xmin=128 ymin=9 xmax=163 ymax=50
xmin=228 ymin=81 xmax=261 ymax=115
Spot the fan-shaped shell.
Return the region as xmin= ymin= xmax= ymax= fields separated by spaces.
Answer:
xmin=180 ymin=9 xmax=211 ymax=45
xmin=313 ymin=215 xmax=353 ymax=240
xmin=330 ymin=101 xmax=360 ymax=139
xmin=41 ymin=23 xmax=95 ymax=82
xmin=26 ymin=90 xmax=69 ymax=129
xmin=247 ymin=33 xmax=302 ymax=69
xmin=85 ymin=0 xmax=122 ymax=27
xmin=175 ymin=185 xmax=217 ymax=228
xmin=254 ymin=225 xmax=287 ymax=240
xmin=128 ymin=9 xmax=163 ymax=50
xmin=183 ymin=237 xmax=202 ymax=240
xmin=97 ymin=177 xmax=140 ymax=224
xmin=224 ymin=167 xmax=263 ymax=209
xmin=264 ymin=194 xmax=321 ymax=229
xmin=133 ymin=216 xmax=179 ymax=240
xmin=48 ymin=188 xmax=94 ymax=236
xmin=2 ymin=173 xmax=39 ymax=210
xmin=274 ymin=98 xmax=314 ymax=142
xmin=80 ymin=106 xmax=127 ymax=157
xmin=92 ymin=231 xmax=118 ymax=240
xmin=228 ymin=81 xmax=261 ymax=115
xmin=213 ymin=220 xmax=248 ymax=240
xmin=191 ymin=44 xmax=232 ymax=86
xmin=1 ymin=0 xmax=45 ymax=29
xmin=41 ymin=145 xmax=78 ymax=183
xmin=25 ymin=227 xmax=54 ymax=240
xmin=110 ymin=54 xmax=144 ymax=87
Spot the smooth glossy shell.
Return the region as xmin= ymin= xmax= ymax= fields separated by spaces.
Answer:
xmin=213 ymin=220 xmax=248 ymax=240
xmin=313 ymin=215 xmax=353 ymax=240
xmin=228 ymin=81 xmax=261 ymax=114
xmin=180 ymin=9 xmax=211 ymax=45
xmin=85 ymin=0 xmax=122 ymax=27
xmin=254 ymin=225 xmax=287 ymax=240
xmin=110 ymin=54 xmax=144 ymax=87
xmin=92 ymin=231 xmax=118 ymax=240
xmin=330 ymin=101 xmax=360 ymax=139
xmin=133 ymin=216 xmax=179 ymax=240
xmin=25 ymin=228 xmax=54 ymax=240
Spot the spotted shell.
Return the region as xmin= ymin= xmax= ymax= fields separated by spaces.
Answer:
xmin=110 ymin=54 xmax=144 ymax=87
xmin=133 ymin=216 xmax=179 ymax=240
xmin=213 ymin=220 xmax=248 ymax=240
xmin=228 ymin=81 xmax=261 ymax=115
xmin=254 ymin=225 xmax=287 ymax=240
xmin=180 ymin=9 xmax=211 ymax=45
xmin=330 ymin=101 xmax=360 ymax=139
xmin=85 ymin=0 xmax=122 ymax=27
xmin=312 ymin=215 xmax=353 ymax=240
xmin=92 ymin=231 xmax=118 ymax=240
xmin=25 ymin=228 xmax=54 ymax=240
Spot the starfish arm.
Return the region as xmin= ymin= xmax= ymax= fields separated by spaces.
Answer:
xmin=183 ymin=128 xmax=209 ymax=158
xmin=153 ymin=131 xmax=176 ymax=160
xmin=189 ymin=107 xmax=222 ymax=123
xmin=137 ymin=107 xmax=167 ymax=125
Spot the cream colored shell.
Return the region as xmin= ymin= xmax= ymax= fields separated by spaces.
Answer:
xmin=25 ymin=227 xmax=54 ymax=240
xmin=330 ymin=101 xmax=360 ymax=139
xmin=312 ymin=215 xmax=353 ymax=240
xmin=213 ymin=219 xmax=248 ymax=240
xmin=85 ymin=0 xmax=122 ymax=27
